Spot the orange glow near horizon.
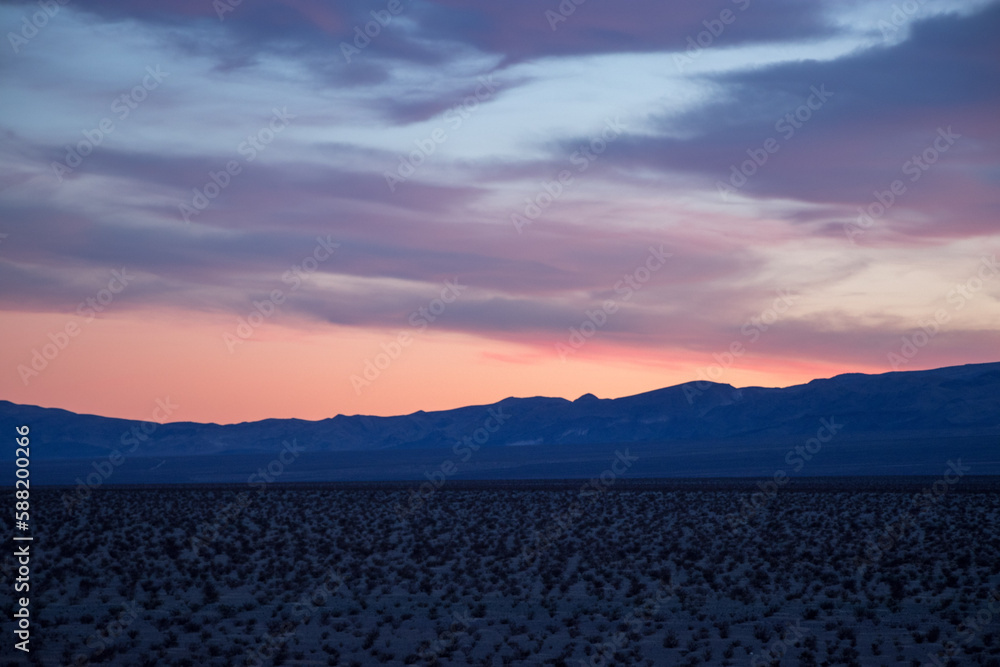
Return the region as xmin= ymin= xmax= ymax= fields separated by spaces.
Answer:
xmin=1 ymin=309 xmax=883 ymax=424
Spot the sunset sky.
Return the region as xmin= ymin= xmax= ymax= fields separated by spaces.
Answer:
xmin=1 ymin=0 xmax=998 ymax=424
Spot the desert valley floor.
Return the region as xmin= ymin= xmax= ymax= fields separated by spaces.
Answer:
xmin=5 ymin=479 xmax=1000 ymax=666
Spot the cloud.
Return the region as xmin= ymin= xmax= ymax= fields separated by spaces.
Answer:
xmin=412 ymin=0 xmax=837 ymax=64
xmin=600 ymin=3 xmax=1000 ymax=240
xmin=1 ymin=0 xmax=997 ymax=415
xmin=17 ymin=0 xmax=837 ymax=64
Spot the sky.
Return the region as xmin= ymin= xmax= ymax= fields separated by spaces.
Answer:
xmin=0 ymin=0 xmax=998 ymax=424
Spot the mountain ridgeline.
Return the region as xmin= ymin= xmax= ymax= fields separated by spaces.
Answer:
xmin=3 ymin=362 xmax=998 ymax=465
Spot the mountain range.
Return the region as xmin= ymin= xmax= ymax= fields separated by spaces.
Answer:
xmin=4 ymin=361 xmax=998 ymax=483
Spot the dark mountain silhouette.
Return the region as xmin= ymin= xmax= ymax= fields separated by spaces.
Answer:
xmin=3 ymin=361 xmax=998 ymax=459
